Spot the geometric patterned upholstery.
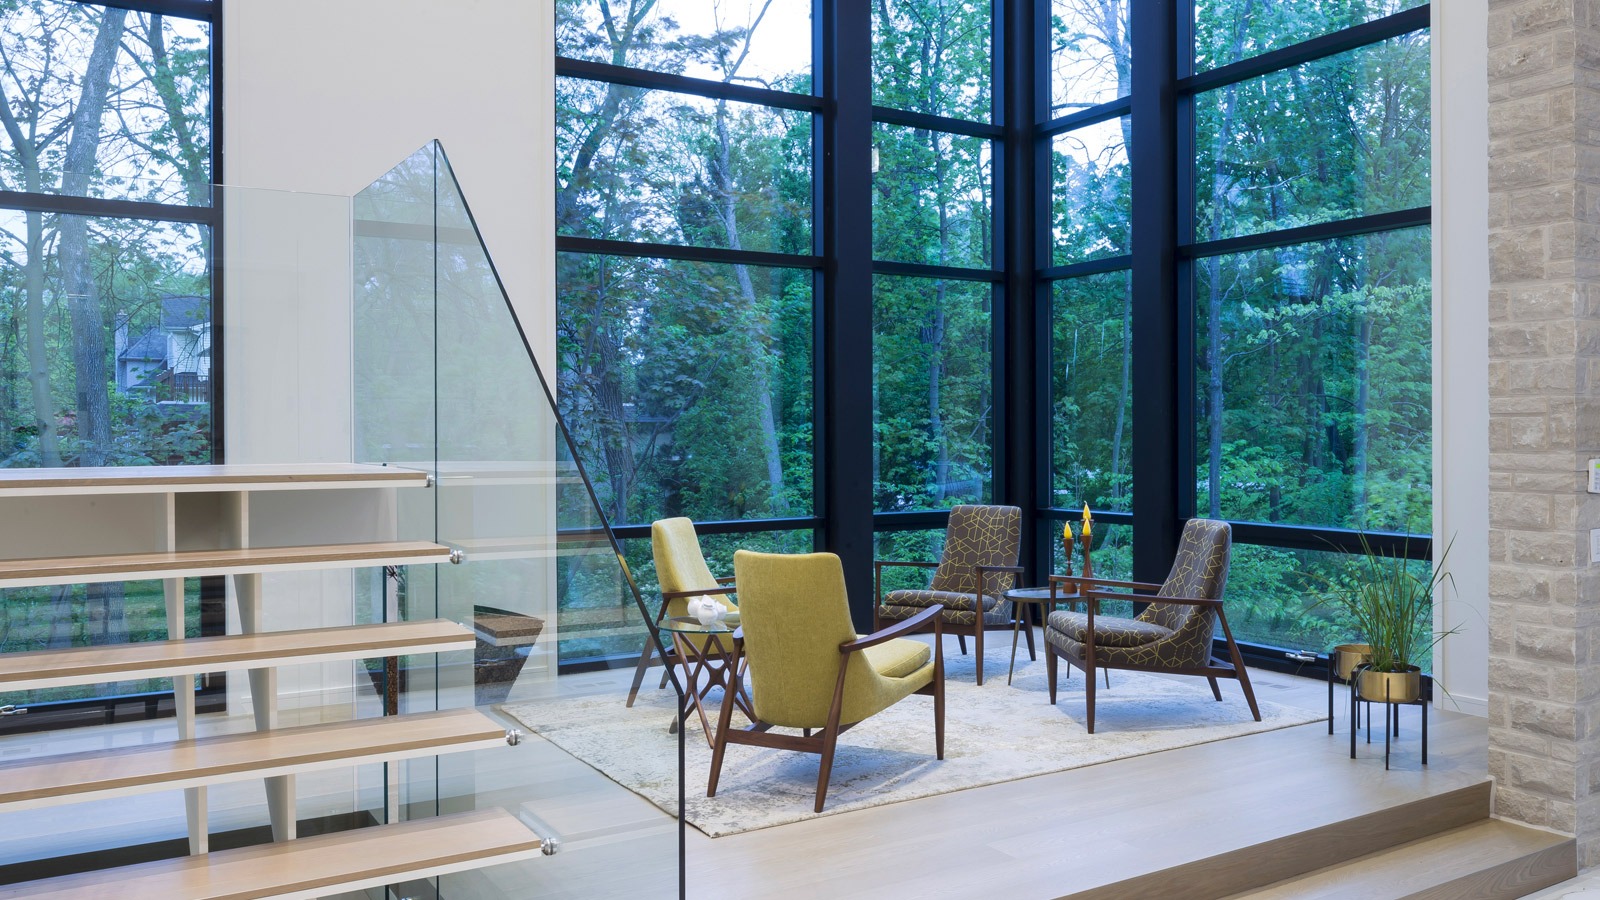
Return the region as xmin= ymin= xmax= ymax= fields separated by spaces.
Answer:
xmin=1044 ymin=518 xmax=1231 ymax=671
xmin=878 ymin=505 xmax=1021 ymax=627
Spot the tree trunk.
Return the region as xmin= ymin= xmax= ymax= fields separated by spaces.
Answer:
xmin=58 ymin=8 xmax=126 ymax=468
xmin=1203 ymin=1 xmax=1252 ymax=520
xmin=714 ymin=100 xmax=786 ymax=515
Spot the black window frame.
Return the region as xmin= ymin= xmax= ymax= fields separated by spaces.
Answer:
xmin=553 ymin=0 xmax=1435 ymax=670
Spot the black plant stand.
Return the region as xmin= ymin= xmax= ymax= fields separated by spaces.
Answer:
xmin=1349 ymin=666 xmax=1428 ymax=770
xmin=1326 ymin=653 xmax=1373 ymax=736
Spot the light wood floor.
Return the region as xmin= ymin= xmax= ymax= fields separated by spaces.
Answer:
xmin=0 ymin=634 xmax=1496 ymax=899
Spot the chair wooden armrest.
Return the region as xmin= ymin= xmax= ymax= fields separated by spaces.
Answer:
xmin=874 ymin=560 xmax=943 ymax=607
xmin=715 ymin=575 xmax=737 ymax=585
xmin=662 ymin=585 xmax=740 ymax=601
xmin=1083 ymin=589 xmax=1221 ymax=608
xmin=1049 ymin=574 xmax=1163 ymax=594
xmin=840 ymin=604 xmax=944 ymax=654
xmin=974 ymin=564 xmax=1025 ymax=577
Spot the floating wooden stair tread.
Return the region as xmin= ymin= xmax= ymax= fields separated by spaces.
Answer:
xmin=0 ymin=708 xmax=507 ymax=811
xmin=0 ymin=540 xmax=451 ymax=588
xmin=0 ymin=807 xmax=542 ymax=899
xmin=0 ymin=463 xmax=429 ymax=496
xmin=0 ymin=619 xmax=474 ymax=692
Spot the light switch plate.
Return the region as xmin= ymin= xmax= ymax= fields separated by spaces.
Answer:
xmin=1590 ymin=528 xmax=1600 ymax=565
xmin=1590 ymin=459 xmax=1600 ymax=493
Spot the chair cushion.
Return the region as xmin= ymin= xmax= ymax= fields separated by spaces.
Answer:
xmin=1046 ymin=610 xmax=1173 ymax=648
xmin=861 ymin=637 xmax=932 ymax=679
xmin=883 ymin=589 xmax=998 ymax=612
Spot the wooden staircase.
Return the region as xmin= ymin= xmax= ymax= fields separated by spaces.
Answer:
xmin=0 ymin=464 xmax=544 ymax=897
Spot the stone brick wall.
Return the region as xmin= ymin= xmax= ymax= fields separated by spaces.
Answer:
xmin=1487 ymin=0 xmax=1600 ymax=865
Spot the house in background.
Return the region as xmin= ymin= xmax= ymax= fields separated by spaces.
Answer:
xmin=114 ymin=296 xmax=211 ymax=404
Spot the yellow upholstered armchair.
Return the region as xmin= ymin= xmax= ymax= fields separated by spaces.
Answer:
xmin=874 ymin=504 xmax=1023 ymax=685
xmin=708 ymin=550 xmax=945 ymax=813
xmin=625 ymin=517 xmax=737 ymax=708
xmin=1043 ymin=518 xmax=1261 ymax=733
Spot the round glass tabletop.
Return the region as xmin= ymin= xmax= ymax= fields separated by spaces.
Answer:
xmin=1004 ymin=586 xmax=1079 ymax=602
xmin=659 ymin=614 xmax=740 ymax=635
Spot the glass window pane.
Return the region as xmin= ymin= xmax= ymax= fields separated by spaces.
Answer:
xmin=0 ymin=2 xmax=212 ymax=203
xmin=873 ymin=124 xmax=992 ymax=270
xmin=873 ymin=276 xmax=993 ymax=512
xmin=557 ymin=78 xmax=813 ymax=254
xmin=557 ymin=252 xmax=814 ymax=525
xmin=556 ymin=0 xmax=812 ymax=90
xmin=873 ymin=0 xmax=992 ymax=123
xmin=1052 ymin=271 xmax=1132 ymax=513
xmin=1195 ymin=0 xmax=1425 ymax=72
xmin=1195 ymin=227 xmax=1432 ymax=533
xmin=0 ymin=211 xmax=214 ymax=467
xmin=1052 ymin=117 xmax=1130 ymax=265
xmin=874 ymin=529 xmax=949 ymax=592
xmin=1195 ymin=33 xmax=1430 ymax=241
xmin=1224 ymin=543 xmax=1432 ymax=671
xmin=1050 ymin=0 xmax=1130 ymax=116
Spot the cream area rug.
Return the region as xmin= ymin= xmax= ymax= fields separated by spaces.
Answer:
xmin=501 ymin=651 xmax=1324 ymax=837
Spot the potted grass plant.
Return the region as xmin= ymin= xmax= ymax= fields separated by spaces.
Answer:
xmin=1321 ymin=534 xmax=1457 ymax=704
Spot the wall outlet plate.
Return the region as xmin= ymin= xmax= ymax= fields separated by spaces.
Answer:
xmin=1591 ymin=529 xmax=1600 ymax=565
xmin=1590 ymin=459 xmax=1600 ymax=493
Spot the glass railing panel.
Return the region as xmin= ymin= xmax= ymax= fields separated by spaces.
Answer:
xmin=353 ymin=142 xmax=680 ymax=899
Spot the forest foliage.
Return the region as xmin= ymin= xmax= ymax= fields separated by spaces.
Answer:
xmin=554 ymin=0 xmax=1433 ymax=656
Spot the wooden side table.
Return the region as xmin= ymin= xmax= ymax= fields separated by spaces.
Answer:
xmin=1002 ymin=586 xmax=1079 ymax=685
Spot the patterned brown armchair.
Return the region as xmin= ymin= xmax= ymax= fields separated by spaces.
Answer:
xmin=874 ymin=505 xmax=1022 ymax=685
xmin=1043 ymin=518 xmax=1261 ymax=733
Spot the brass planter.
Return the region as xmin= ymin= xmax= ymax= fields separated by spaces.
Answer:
xmin=1333 ymin=643 xmax=1373 ymax=681
xmin=1356 ymin=666 xmax=1422 ymax=704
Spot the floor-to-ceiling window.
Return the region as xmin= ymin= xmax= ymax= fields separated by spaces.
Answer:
xmin=555 ymin=1 xmax=820 ymax=662
xmin=555 ymin=0 xmax=1434 ymax=672
xmin=870 ymin=0 xmax=1001 ymax=582
xmin=1045 ymin=1 xmax=1432 ymax=663
xmin=0 ymin=0 xmax=221 ymax=728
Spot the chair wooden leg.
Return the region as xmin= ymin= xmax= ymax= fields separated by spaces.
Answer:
xmin=659 ymin=667 xmax=671 ymax=689
xmin=815 ymin=727 xmax=840 ymax=813
xmin=1046 ymin=648 xmax=1058 ymax=705
xmin=933 ymin=621 xmax=945 ymax=759
xmin=957 ymin=635 xmax=968 ymax=655
xmin=1085 ymin=659 xmax=1097 ymax=734
xmin=625 ymin=637 xmax=655 ymax=708
xmin=1218 ymin=611 xmax=1262 ymax=721
xmin=706 ymin=676 xmax=741 ymax=798
xmin=1207 ymin=676 xmax=1222 ymax=701
xmin=975 ymin=627 xmax=985 ymax=686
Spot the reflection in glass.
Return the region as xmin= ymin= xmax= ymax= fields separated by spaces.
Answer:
xmin=1051 ymin=117 xmax=1130 ymax=265
xmin=1195 ymin=33 xmax=1430 ymax=241
xmin=556 ymin=78 xmax=813 ymax=253
xmin=1195 ymin=227 xmax=1432 ymax=533
xmin=1195 ymin=0 xmax=1425 ymax=72
xmin=1052 ymin=271 xmax=1132 ymax=513
xmin=0 ymin=1 xmax=211 ymax=203
xmin=557 ymin=253 xmax=815 ymax=526
xmin=874 ymin=529 xmax=949 ymax=593
xmin=873 ymin=124 xmax=992 ymax=270
xmin=556 ymin=0 xmax=812 ymax=89
xmin=873 ymin=276 xmax=992 ymax=512
xmin=1050 ymin=0 xmax=1130 ymax=115
xmin=873 ymin=0 xmax=992 ymax=123
xmin=1224 ymin=543 xmax=1431 ymax=667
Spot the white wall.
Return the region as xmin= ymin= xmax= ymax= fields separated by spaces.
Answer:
xmin=224 ymin=0 xmax=555 ymax=376
xmin=1432 ymin=0 xmax=1491 ymax=716
xmin=220 ymin=1 xmax=556 ymax=708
